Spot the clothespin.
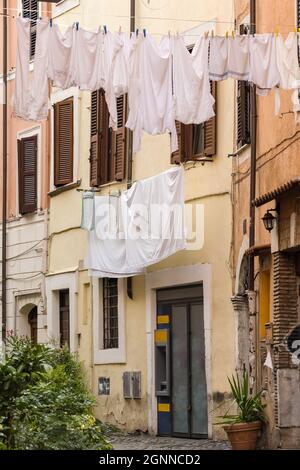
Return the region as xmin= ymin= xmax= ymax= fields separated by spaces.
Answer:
xmin=119 ymin=25 xmax=122 ymax=34
xmin=49 ymin=18 xmax=53 ymax=27
xmin=298 ymin=27 xmax=300 ymax=33
xmin=104 ymin=25 xmax=107 ymax=34
xmin=294 ymin=26 xmax=297 ymax=34
xmin=211 ymin=30 xmax=214 ymax=38
xmin=136 ymin=28 xmax=139 ymax=37
xmin=205 ymin=31 xmax=209 ymax=39
xmin=226 ymin=31 xmax=229 ymax=39
xmin=232 ymin=30 xmax=235 ymax=38
xmin=76 ymin=22 xmax=79 ymax=31
xmin=275 ymin=27 xmax=279 ymax=38
xmin=143 ymin=28 xmax=147 ymax=38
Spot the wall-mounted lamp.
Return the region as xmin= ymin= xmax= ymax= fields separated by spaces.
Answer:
xmin=262 ymin=209 xmax=277 ymax=232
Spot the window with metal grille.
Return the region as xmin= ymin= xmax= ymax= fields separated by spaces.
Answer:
xmin=103 ymin=278 xmax=119 ymax=349
xmin=22 ymin=0 xmax=38 ymax=59
xmin=59 ymin=290 xmax=70 ymax=348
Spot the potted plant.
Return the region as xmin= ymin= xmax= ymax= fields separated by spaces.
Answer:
xmin=218 ymin=371 xmax=267 ymax=450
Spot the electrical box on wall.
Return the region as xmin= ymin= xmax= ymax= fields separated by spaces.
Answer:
xmin=122 ymin=371 xmax=142 ymax=399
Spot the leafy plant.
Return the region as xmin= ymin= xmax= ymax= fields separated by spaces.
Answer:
xmin=218 ymin=371 xmax=267 ymax=425
xmin=0 ymin=336 xmax=112 ymax=450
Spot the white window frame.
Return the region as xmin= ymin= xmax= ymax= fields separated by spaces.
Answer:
xmin=52 ymin=0 xmax=80 ymax=18
xmin=50 ymin=87 xmax=80 ymax=191
xmin=92 ymin=278 xmax=126 ymax=364
xmin=46 ymin=271 xmax=78 ymax=353
xmin=16 ymin=125 xmax=42 ymax=217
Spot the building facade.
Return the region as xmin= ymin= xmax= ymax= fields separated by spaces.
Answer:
xmin=45 ymin=0 xmax=236 ymax=439
xmin=0 ymin=0 xmax=50 ymax=346
xmin=233 ymin=0 xmax=300 ymax=449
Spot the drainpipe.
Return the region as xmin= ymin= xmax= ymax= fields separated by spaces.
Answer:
xmin=126 ymin=0 xmax=135 ymax=300
xmin=2 ymin=0 xmax=8 ymax=343
xmin=248 ymin=0 xmax=256 ymax=291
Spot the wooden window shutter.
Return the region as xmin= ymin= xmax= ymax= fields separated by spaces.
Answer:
xmin=237 ymin=81 xmax=251 ymax=148
xmin=18 ymin=135 xmax=38 ymax=214
xmin=22 ymin=0 xmax=38 ymax=59
xmin=171 ymin=120 xmax=184 ymax=164
xmin=237 ymin=24 xmax=251 ymax=148
xmin=203 ymin=81 xmax=217 ymax=156
xmin=54 ymin=98 xmax=74 ymax=186
xmin=89 ymin=89 xmax=109 ymax=186
xmin=112 ymin=95 xmax=127 ymax=181
xmin=90 ymin=90 xmax=101 ymax=187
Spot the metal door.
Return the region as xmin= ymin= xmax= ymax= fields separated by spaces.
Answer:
xmin=156 ymin=285 xmax=208 ymax=438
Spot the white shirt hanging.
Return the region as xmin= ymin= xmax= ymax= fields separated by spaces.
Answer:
xmin=249 ymin=34 xmax=280 ymax=95
xmin=170 ymin=35 xmax=215 ymax=125
xmin=47 ymin=23 xmax=73 ymax=90
xmin=126 ymin=33 xmax=178 ymax=154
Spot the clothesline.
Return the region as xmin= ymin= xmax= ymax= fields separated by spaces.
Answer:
xmin=14 ymin=17 xmax=300 ymax=154
xmin=3 ymin=5 xmax=300 ymax=29
xmin=4 ymin=13 xmax=300 ymax=36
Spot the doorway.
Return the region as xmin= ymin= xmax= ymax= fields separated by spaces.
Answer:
xmin=156 ymin=284 xmax=208 ymax=438
xmin=28 ymin=306 xmax=38 ymax=344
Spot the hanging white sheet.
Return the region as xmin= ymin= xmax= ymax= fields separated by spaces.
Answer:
xmin=86 ymin=167 xmax=186 ymax=278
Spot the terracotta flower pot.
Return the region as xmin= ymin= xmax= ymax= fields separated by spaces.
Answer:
xmin=224 ymin=421 xmax=262 ymax=450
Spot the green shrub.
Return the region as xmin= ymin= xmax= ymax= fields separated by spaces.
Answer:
xmin=0 ymin=336 xmax=111 ymax=450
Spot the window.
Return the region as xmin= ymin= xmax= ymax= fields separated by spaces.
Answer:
xmin=59 ymin=290 xmax=70 ymax=348
xmin=22 ymin=0 xmax=38 ymax=59
xmin=171 ymin=81 xmax=217 ymax=164
xmin=54 ymin=98 xmax=74 ymax=186
xmin=237 ymin=24 xmax=251 ymax=149
xmin=103 ymin=278 xmax=119 ymax=349
xmin=90 ymin=90 xmax=127 ymax=186
xmin=18 ymin=135 xmax=38 ymax=214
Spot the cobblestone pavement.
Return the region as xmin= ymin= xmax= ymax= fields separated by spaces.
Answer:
xmin=110 ymin=433 xmax=230 ymax=450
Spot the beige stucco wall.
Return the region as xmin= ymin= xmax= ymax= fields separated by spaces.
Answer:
xmin=47 ymin=0 xmax=236 ymax=436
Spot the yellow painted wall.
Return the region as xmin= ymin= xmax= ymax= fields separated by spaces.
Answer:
xmin=49 ymin=0 xmax=236 ymax=435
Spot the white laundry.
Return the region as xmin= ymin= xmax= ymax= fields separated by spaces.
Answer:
xmin=86 ymin=167 xmax=186 ymax=278
xmin=209 ymin=36 xmax=229 ymax=81
xmin=86 ymin=195 xmax=145 ymax=278
xmin=81 ymin=191 xmax=95 ymax=231
xmin=170 ymin=35 xmax=215 ymax=125
xmin=126 ymin=34 xmax=178 ymax=154
xmin=276 ymin=33 xmax=300 ymax=89
xmin=227 ymin=35 xmax=250 ymax=80
xmin=27 ymin=20 xmax=50 ymax=121
xmin=72 ymin=27 xmax=103 ymax=92
xmin=47 ymin=23 xmax=73 ymax=90
xmin=14 ymin=17 xmax=31 ymax=120
xmin=264 ymin=350 xmax=273 ymax=370
xmin=122 ymin=166 xmax=186 ymax=270
xmin=249 ymin=34 xmax=280 ymax=95
xmin=275 ymin=33 xmax=300 ymax=117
